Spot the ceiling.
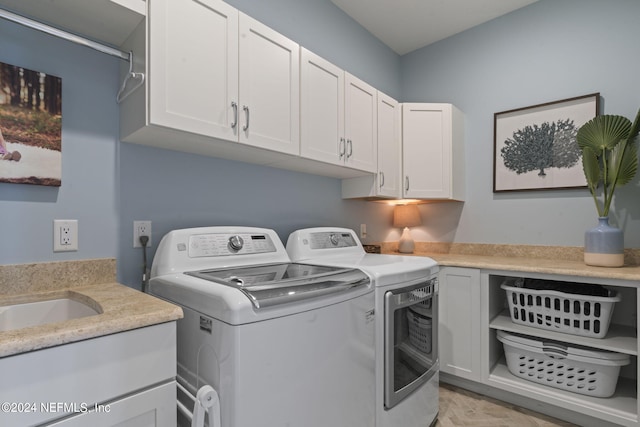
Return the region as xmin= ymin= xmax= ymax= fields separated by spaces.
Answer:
xmin=330 ymin=0 xmax=539 ymax=55
xmin=0 ymin=0 xmax=538 ymax=56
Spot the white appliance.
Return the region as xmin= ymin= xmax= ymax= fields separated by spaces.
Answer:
xmin=148 ymin=226 xmax=376 ymax=427
xmin=287 ymin=227 xmax=439 ymax=427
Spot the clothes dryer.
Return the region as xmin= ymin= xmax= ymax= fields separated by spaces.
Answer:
xmin=287 ymin=227 xmax=439 ymax=427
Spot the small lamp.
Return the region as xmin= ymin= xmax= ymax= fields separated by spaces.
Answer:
xmin=393 ymin=204 xmax=422 ymax=253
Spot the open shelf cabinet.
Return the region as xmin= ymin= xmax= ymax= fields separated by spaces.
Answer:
xmin=483 ymin=270 xmax=639 ymax=427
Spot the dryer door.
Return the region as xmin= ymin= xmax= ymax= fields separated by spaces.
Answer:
xmin=384 ymin=277 xmax=438 ymax=409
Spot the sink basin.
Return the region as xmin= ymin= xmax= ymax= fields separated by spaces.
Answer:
xmin=0 ymin=297 xmax=100 ymax=332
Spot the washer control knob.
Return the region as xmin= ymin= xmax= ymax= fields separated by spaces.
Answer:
xmin=228 ymin=235 xmax=244 ymax=252
xmin=329 ymin=234 xmax=339 ymax=246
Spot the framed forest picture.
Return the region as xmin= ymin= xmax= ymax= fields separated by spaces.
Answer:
xmin=0 ymin=61 xmax=62 ymax=186
xmin=493 ymin=93 xmax=599 ymax=193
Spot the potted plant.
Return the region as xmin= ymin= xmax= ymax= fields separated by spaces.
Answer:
xmin=576 ymin=108 xmax=640 ymax=267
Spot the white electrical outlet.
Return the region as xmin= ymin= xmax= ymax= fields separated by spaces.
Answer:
xmin=54 ymin=219 xmax=78 ymax=252
xmin=134 ymin=220 xmax=152 ymax=248
xmin=360 ymin=223 xmax=367 ymax=239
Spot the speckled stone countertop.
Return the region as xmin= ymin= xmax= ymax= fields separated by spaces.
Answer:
xmin=0 ymin=259 xmax=183 ymax=358
xmin=380 ymin=242 xmax=640 ymax=282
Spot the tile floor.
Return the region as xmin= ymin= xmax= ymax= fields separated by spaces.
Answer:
xmin=437 ymin=383 xmax=577 ymax=427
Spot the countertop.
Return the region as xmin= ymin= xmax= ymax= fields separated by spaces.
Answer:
xmin=380 ymin=242 xmax=640 ymax=282
xmin=417 ymin=252 xmax=640 ymax=281
xmin=0 ymin=259 xmax=183 ymax=358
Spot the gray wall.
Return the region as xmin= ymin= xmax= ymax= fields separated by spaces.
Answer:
xmin=116 ymin=0 xmax=401 ymax=288
xmin=5 ymin=0 xmax=639 ymax=290
xmin=400 ymin=0 xmax=640 ymax=246
xmin=0 ymin=0 xmax=399 ymax=288
xmin=225 ymin=0 xmax=402 ymax=98
xmin=0 ymin=18 xmax=120 ymax=266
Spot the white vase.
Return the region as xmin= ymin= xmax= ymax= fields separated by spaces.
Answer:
xmin=398 ymin=227 xmax=415 ymax=253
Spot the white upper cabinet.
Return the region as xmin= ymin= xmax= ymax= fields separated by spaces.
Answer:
xmin=300 ymin=48 xmax=377 ymax=173
xmin=402 ymin=103 xmax=465 ymax=200
xmin=341 ymin=91 xmax=401 ymax=198
xmin=344 ymin=73 xmax=377 ymax=172
xmin=300 ymin=49 xmax=345 ymax=165
xmin=121 ymin=0 xmax=299 ymax=158
xmin=149 ymin=0 xmax=239 ymax=141
xmin=238 ymin=13 xmax=300 ymax=155
xmin=374 ymin=92 xmax=401 ymax=197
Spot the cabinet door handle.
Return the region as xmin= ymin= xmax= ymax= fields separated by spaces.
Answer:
xmin=379 ymin=172 xmax=385 ymax=188
xmin=339 ymin=137 xmax=345 ymax=159
xmin=347 ymin=139 xmax=353 ymax=159
xmin=230 ymin=102 xmax=238 ymax=128
xmin=242 ymin=105 xmax=250 ymax=131
xmin=405 ymin=176 xmax=410 ymax=192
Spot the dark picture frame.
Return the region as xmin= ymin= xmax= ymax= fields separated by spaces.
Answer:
xmin=493 ymin=93 xmax=600 ymax=193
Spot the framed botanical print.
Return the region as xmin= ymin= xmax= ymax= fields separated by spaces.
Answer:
xmin=494 ymin=93 xmax=599 ymax=192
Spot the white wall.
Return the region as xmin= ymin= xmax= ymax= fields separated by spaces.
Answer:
xmin=399 ymin=0 xmax=640 ymax=247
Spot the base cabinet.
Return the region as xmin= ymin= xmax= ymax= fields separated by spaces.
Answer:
xmin=48 ymin=382 xmax=176 ymax=427
xmin=439 ymin=267 xmax=639 ymax=427
xmin=438 ymin=267 xmax=482 ymax=381
xmin=0 ymin=323 xmax=177 ymax=426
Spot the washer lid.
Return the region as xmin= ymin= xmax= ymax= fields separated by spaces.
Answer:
xmin=185 ymin=263 xmax=370 ymax=309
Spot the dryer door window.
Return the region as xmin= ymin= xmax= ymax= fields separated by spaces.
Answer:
xmin=384 ymin=278 xmax=438 ymax=409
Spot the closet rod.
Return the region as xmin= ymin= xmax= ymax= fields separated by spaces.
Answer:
xmin=0 ymin=8 xmax=129 ymax=62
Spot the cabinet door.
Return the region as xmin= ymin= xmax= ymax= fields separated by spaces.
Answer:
xmin=300 ymin=48 xmax=345 ymax=166
xmin=238 ymin=13 xmax=300 ymax=155
xmin=345 ymin=73 xmax=377 ymax=173
xmin=402 ymin=103 xmax=452 ymax=199
xmin=439 ymin=267 xmax=482 ymax=381
xmin=149 ymin=0 xmax=239 ymax=140
xmin=47 ymin=382 xmax=176 ymax=427
xmin=377 ymin=92 xmax=401 ymax=197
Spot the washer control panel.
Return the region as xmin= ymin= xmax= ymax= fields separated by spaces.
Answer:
xmin=310 ymin=231 xmax=357 ymax=249
xmin=188 ymin=233 xmax=276 ymax=257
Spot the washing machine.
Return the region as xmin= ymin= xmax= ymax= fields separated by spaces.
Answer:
xmin=287 ymin=227 xmax=439 ymax=427
xmin=148 ymin=226 xmax=376 ymax=427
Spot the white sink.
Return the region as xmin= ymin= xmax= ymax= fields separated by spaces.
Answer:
xmin=0 ymin=297 xmax=100 ymax=332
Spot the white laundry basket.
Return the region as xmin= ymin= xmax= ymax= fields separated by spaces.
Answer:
xmin=497 ymin=330 xmax=629 ymax=398
xmin=501 ymin=278 xmax=619 ymax=338
xmin=407 ymin=308 xmax=432 ymax=354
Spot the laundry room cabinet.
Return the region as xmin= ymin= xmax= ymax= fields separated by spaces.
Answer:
xmin=342 ymin=102 xmax=464 ymax=200
xmin=484 ymin=271 xmax=638 ymax=427
xmin=438 ymin=267 xmax=482 ymax=381
xmin=402 ymin=103 xmax=465 ymax=200
xmin=300 ymin=48 xmax=377 ymax=173
xmin=439 ymin=266 xmax=640 ymax=427
xmin=120 ymin=0 xmax=300 ymax=157
xmin=341 ymin=91 xmax=402 ymax=198
xmin=0 ymin=323 xmax=177 ymax=426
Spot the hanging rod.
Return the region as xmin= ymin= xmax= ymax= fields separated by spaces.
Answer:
xmin=0 ymin=7 xmax=129 ymax=61
xmin=0 ymin=7 xmax=146 ymax=102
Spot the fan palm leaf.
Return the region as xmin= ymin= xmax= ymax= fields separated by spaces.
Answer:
xmin=577 ymin=115 xmax=631 ymax=152
xmin=608 ymin=139 xmax=638 ymax=187
xmin=576 ymin=109 xmax=640 ymax=218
